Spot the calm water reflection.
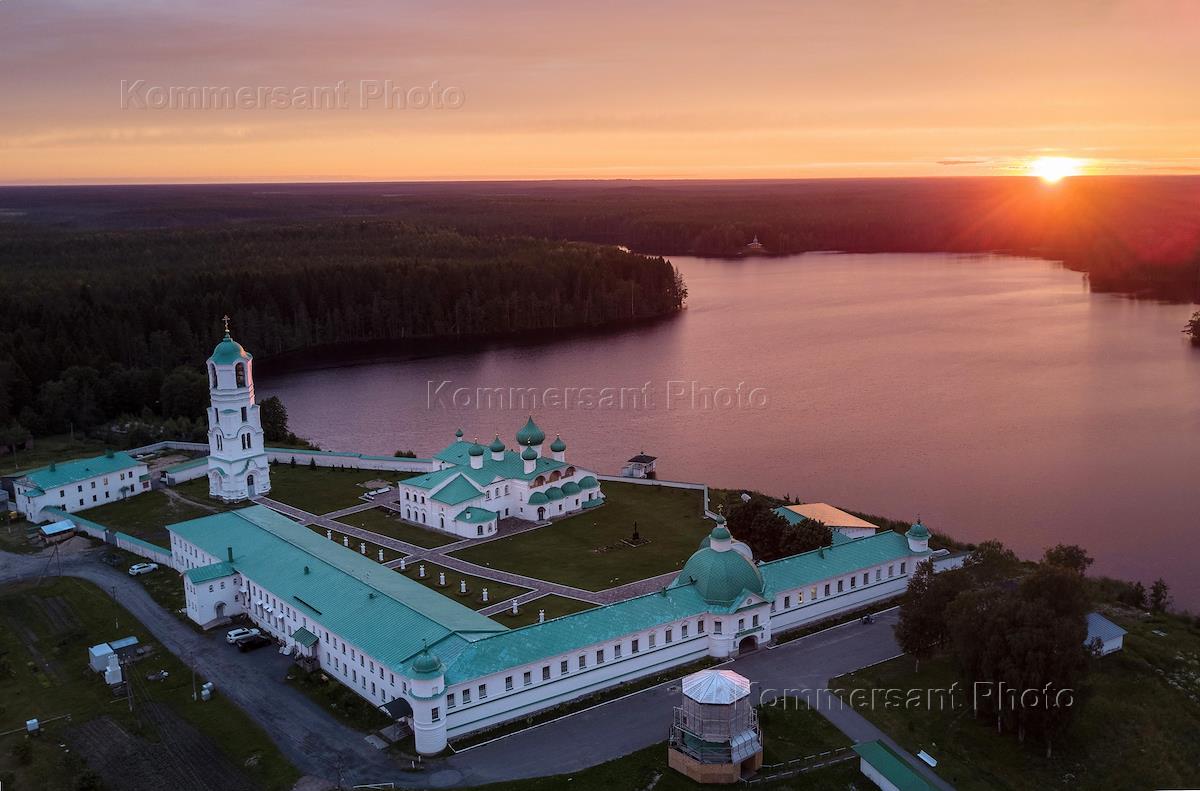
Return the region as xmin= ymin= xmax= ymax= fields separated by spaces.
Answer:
xmin=261 ymin=254 xmax=1200 ymax=605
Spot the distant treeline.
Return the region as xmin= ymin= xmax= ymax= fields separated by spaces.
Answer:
xmin=4 ymin=177 xmax=1197 ymax=301
xmin=0 ymin=221 xmax=685 ymax=440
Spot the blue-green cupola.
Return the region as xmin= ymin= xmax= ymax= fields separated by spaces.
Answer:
xmin=515 ymin=416 xmax=545 ymax=447
xmin=550 ymin=435 xmax=566 ymax=452
xmin=468 ymin=440 xmax=485 ymax=457
xmin=671 ymin=525 xmax=764 ymax=604
xmin=906 ymin=520 xmax=930 ymax=552
xmin=455 ymin=427 xmax=464 ymax=441
xmin=409 ymin=647 xmax=445 ymax=680
xmin=521 ymin=445 xmax=538 ymax=461
xmin=489 ymin=435 xmax=506 ymax=453
xmin=210 ymin=332 xmax=252 ymax=366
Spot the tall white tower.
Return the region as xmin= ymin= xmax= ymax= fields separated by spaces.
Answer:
xmin=206 ymin=317 xmax=271 ymax=502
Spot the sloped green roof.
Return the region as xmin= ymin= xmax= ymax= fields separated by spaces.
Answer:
xmin=210 ymin=333 xmax=252 ymax=365
xmin=579 ymin=475 xmax=599 ymax=489
xmin=430 ymin=442 xmax=567 ymax=484
xmin=759 ymin=531 xmax=920 ymax=597
xmin=528 ymin=491 xmax=550 ymax=505
xmin=851 ymin=741 xmax=932 ymax=791
xmin=165 ymin=457 xmax=208 ymax=474
xmin=561 ymin=481 xmax=581 ymax=495
xmin=185 ymin=561 xmax=236 ymax=583
xmin=20 ymin=451 xmax=141 ymax=490
xmin=773 ymin=506 xmax=806 ymax=526
xmin=291 ymin=626 xmax=319 ymax=648
xmin=167 ymin=507 xmax=505 ymax=672
xmin=545 ymin=486 xmax=564 ymax=501
xmin=456 ymin=506 xmax=497 ymax=524
xmin=431 ymin=475 xmax=483 ymax=506
xmin=443 ymin=585 xmax=709 ymax=684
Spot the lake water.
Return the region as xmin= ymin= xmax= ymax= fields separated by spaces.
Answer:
xmin=260 ymin=253 xmax=1200 ymax=607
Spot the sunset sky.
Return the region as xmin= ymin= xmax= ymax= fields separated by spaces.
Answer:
xmin=1 ymin=0 xmax=1197 ymax=184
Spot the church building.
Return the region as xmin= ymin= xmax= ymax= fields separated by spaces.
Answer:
xmin=206 ymin=319 xmax=271 ymax=501
xmin=394 ymin=418 xmax=603 ymax=538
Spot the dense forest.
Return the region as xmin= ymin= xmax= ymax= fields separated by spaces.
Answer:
xmin=4 ymin=177 xmax=1198 ymax=300
xmin=0 ymin=221 xmax=685 ymax=444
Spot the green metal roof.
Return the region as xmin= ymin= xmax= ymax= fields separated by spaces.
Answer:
xmin=456 ymin=506 xmax=497 ymax=524
xmin=186 ymin=561 xmax=236 ymax=583
xmin=582 ymin=497 xmax=604 ymax=509
xmin=167 ymin=506 xmax=506 ymax=672
xmin=670 ymin=544 xmax=764 ymax=604
xmin=545 ymin=486 xmax=564 ymax=501
xmin=210 ymin=333 xmax=252 ymax=365
xmin=291 ymin=626 xmax=319 ymax=648
xmin=579 ymin=475 xmax=599 ymax=489
xmin=442 ymin=584 xmax=710 ymax=684
xmin=759 ymin=531 xmax=921 ymax=597
xmin=773 ymin=506 xmax=806 ymax=526
xmin=430 ymin=475 xmax=483 ymax=506
xmin=906 ymin=521 xmax=930 ymax=540
xmin=851 ymin=741 xmax=933 ymax=791
xmin=425 ymin=441 xmax=568 ymax=486
xmin=19 ymin=451 xmax=141 ymax=490
xmin=561 ymin=481 xmax=581 ymax=495
xmin=527 ymin=491 xmax=549 ymax=505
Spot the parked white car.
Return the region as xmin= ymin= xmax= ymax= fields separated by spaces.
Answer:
xmin=128 ymin=562 xmax=159 ymax=576
xmin=225 ymin=627 xmax=261 ymax=644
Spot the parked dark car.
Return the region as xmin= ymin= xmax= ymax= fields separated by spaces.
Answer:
xmin=235 ymin=634 xmax=272 ymax=653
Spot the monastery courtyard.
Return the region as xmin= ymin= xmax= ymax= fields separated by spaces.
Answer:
xmin=102 ymin=464 xmax=715 ymax=625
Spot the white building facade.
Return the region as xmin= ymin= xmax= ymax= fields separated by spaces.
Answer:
xmin=13 ymin=450 xmax=149 ymax=523
xmin=206 ymin=322 xmax=271 ymax=502
xmin=171 ymin=505 xmax=930 ymax=756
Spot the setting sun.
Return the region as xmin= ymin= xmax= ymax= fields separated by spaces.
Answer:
xmin=1030 ymin=156 xmax=1083 ymax=183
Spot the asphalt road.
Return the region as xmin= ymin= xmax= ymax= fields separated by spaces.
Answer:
xmin=0 ymin=546 xmax=951 ymax=789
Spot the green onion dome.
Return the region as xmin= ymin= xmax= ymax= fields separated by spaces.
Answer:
xmin=561 ymin=481 xmax=581 ymax=495
xmin=409 ymin=648 xmax=444 ymax=679
xmin=521 ymin=445 xmax=538 ymax=461
xmin=578 ymin=475 xmax=599 ymax=489
xmin=455 ymin=428 xmax=464 ymax=439
xmin=711 ymin=525 xmax=731 ymax=541
xmin=545 ymin=486 xmax=564 ymax=501
xmin=210 ymin=332 xmax=252 ymax=365
xmin=516 ymin=416 xmax=546 ymax=447
xmin=550 ymin=435 xmax=566 ymax=453
xmin=528 ymin=491 xmax=550 ymax=505
xmin=468 ymin=440 xmax=485 ymax=457
xmin=489 ymin=435 xmax=506 ymax=453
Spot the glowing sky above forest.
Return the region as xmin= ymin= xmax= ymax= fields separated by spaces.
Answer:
xmin=1 ymin=0 xmax=1197 ymax=184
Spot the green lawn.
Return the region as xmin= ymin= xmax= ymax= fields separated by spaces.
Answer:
xmin=833 ymin=609 xmax=1200 ymax=790
xmin=492 ymin=594 xmax=597 ymax=627
xmin=395 ymin=562 xmax=529 ymax=610
xmin=305 ymin=525 xmax=405 ymax=564
xmin=261 ymin=464 xmax=383 ymax=514
xmin=449 ymin=482 xmax=712 ymax=591
xmin=0 ymin=433 xmax=111 ymax=476
xmin=82 ymin=490 xmax=215 ymax=546
xmin=0 ymin=577 xmax=298 ymax=791
xmin=475 ymin=704 xmax=858 ymax=790
xmin=335 ymin=507 xmax=455 ymax=548
xmin=0 ymin=519 xmax=43 ymax=554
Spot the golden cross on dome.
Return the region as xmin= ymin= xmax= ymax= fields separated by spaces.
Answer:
xmin=222 ymin=315 xmax=231 ymax=334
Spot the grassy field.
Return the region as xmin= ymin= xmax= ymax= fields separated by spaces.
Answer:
xmin=834 ymin=609 xmax=1200 ymax=790
xmin=0 ymin=520 xmax=42 ymax=554
xmin=0 ymin=434 xmax=111 ymax=476
xmin=335 ymin=507 xmax=455 ymax=548
xmin=475 ymin=703 xmax=858 ymax=790
xmin=450 ymin=482 xmax=712 ymax=591
xmin=305 ymin=525 xmax=405 ymax=564
xmin=0 ymin=577 xmax=298 ymax=791
xmin=81 ymin=491 xmax=215 ymax=546
xmin=491 ymin=594 xmax=597 ymax=627
xmin=260 ymin=464 xmax=382 ymax=514
xmin=396 ymin=562 xmax=529 ymax=610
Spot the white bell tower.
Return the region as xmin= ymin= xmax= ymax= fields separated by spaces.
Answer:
xmin=206 ymin=316 xmax=271 ymax=502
